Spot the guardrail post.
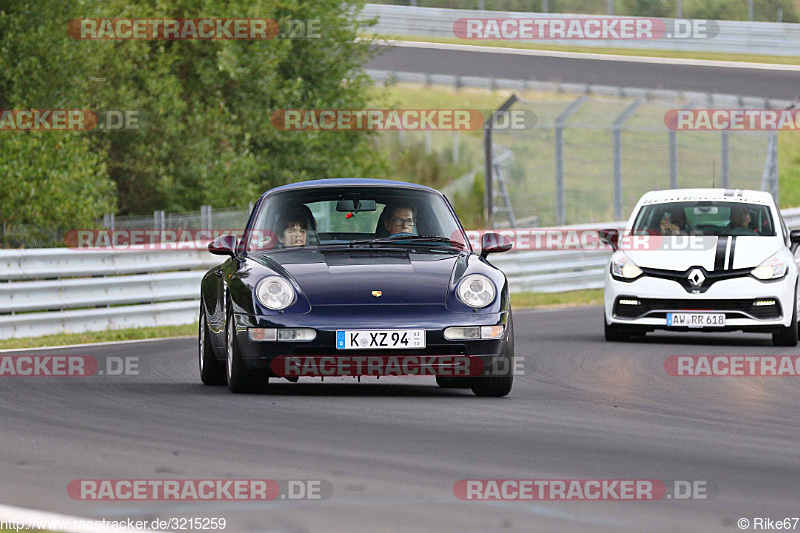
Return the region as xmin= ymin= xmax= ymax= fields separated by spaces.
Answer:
xmin=721 ymin=131 xmax=730 ymax=188
xmin=761 ymin=131 xmax=779 ymax=203
xmin=771 ymin=131 xmax=780 ymax=203
xmin=201 ymin=205 xmax=214 ymax=230
xmin=613 ymin=99 xmax=644 ymax=221
xmin=554 ymin=96 xmax=588 ymax=226
xmin=153 ymin=211 xmax=164 ymax=231
xmin=669 ymin=129 xmax=678 ymax=189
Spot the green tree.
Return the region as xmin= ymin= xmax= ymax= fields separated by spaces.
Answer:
xmin=0 ymin=2 xmax=117 ymax=235
xmin=1 ymin=0 xmax=389 ymax=228
xmin=0 ymin=133 xmax=115 ymax=229
xmin=77 ymin=0 xmax=389 ymax=213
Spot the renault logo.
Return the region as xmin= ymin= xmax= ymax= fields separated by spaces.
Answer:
xmin=688 ymin=268 xmax=705 ymax=287
xmin=372 ymin=291 xmax=382 ymax=297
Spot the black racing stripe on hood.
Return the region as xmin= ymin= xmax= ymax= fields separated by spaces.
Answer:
xmin=714 ymin=237 xmax=728 ymax=271
xmin=726 ymin=236 xmax=736 ymax=270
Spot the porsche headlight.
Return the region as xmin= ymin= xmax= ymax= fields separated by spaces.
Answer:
xmin=456 ymin=274 xmax=496 ymax=308
xmin=751 ymin=253 xmax=788 ymax=280
xmin=255 ymin=276 xmax=296 ymax=310
xmin=611 ymin=253 xmax=643 ymax=280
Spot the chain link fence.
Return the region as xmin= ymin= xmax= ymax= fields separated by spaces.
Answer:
xmin=103 ymin=206 xmax=252 ymax=232
xmin=486 ymin=93 xmax=778 ymax=227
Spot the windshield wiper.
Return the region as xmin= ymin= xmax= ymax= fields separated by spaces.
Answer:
xmin=349 ymin=235 xmax=465 ymax=249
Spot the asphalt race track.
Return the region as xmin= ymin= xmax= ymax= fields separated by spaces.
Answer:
xmin=367 ymin=43 xmax=800 ymax=100
xmin=2 ymin=306 xmax=799 ymax=532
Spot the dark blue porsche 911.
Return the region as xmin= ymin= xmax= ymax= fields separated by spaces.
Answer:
xmin=198 ymin=179 xmax=514 ymax=396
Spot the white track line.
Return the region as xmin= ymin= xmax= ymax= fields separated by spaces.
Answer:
xmin=0 ymin=336 xmax=193 ymax=353
xmin=381 ymin=39 xmax=800 ymax=71
xmin=0 ymin=502 xmax=165 ymax=532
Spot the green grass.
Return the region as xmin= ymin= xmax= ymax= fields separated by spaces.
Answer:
xmin=512 ymin=289 xmax=604 ymax=308
xmin=0 ymin=324 xmax=196 ymax=351
xmin=779 ymin=131 xmax=800 ymax=208
xmin=373 ymin=34 xmax=800 ymax=65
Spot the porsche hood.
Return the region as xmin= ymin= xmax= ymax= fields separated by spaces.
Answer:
xmin=251 ymin=249 xmax=463 ymax=306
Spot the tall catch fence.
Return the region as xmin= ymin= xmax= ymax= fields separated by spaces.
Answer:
xmin=485 ymin=93 xmax=778 ymax=228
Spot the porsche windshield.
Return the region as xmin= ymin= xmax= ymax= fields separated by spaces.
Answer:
xmin=632 ymin=201 xmax=776 ymax=237
xmin=247 ymin=186 xmax=467 ymax=251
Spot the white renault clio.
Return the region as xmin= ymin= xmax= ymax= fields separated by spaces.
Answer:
xmin=602 ymin=189 xmax=800 ymax=346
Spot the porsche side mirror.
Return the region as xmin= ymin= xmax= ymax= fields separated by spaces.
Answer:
xmin=790 ymin=229 xmax=800 ymax=253
xmin=209 ymin=234 xmax=238 ymax=256
xmin=599 ymin=228 xmax=619 ymax=251
xmin=480 ymin=232 xmax=513 ymax=259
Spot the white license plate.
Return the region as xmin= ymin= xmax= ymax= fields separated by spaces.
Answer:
xmin=666 ymin=313 xmax=726 ymax=328
xmin=336 ymin=329 xmax=425 ymax=349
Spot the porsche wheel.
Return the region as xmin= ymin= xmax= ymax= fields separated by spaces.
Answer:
xmin=199 ymin=306 xmax=226 ymax=385
xmin=471 ymin=314 xmax=514 ymax=397
xmin=435 ymin=377 xmax=471 ymax=388
xmin=226 ymin=301 xmax=262 ymax=393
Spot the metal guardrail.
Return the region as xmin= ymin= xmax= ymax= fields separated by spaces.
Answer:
xmin=366 ymin=69 xmax=796 ymax=110
xmin=361 ymin=4 xmax=800 ymax=56
xmin=2 ymin=209 xmax=800 ymax=339
xmin=0 ymin=249 xmax=219 ymax=339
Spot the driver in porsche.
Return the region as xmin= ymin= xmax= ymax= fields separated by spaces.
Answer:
xmin=382 ymin=204 xmax=417 ymax=236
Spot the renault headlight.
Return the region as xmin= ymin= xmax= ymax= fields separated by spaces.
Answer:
xmin=611 ymin=253 xmax=643 ymax=280
xmin=456 ymin=274 xmax=496 ymax=308
xmin=751 ymin=253 xmax=788 ymax=281
xmin=255 ymin=276 xmax=296 ymax=310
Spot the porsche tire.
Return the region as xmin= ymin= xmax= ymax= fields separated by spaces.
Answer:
xmin=226 ymin=301 xmax=264 ymax=393
xmin=435 ymin=377 xmax=471 ymax=388
xmin=199 ymin=306 xmax=226 ymax=386
xmin=471 ymin=314 xmax=514 ymax=398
